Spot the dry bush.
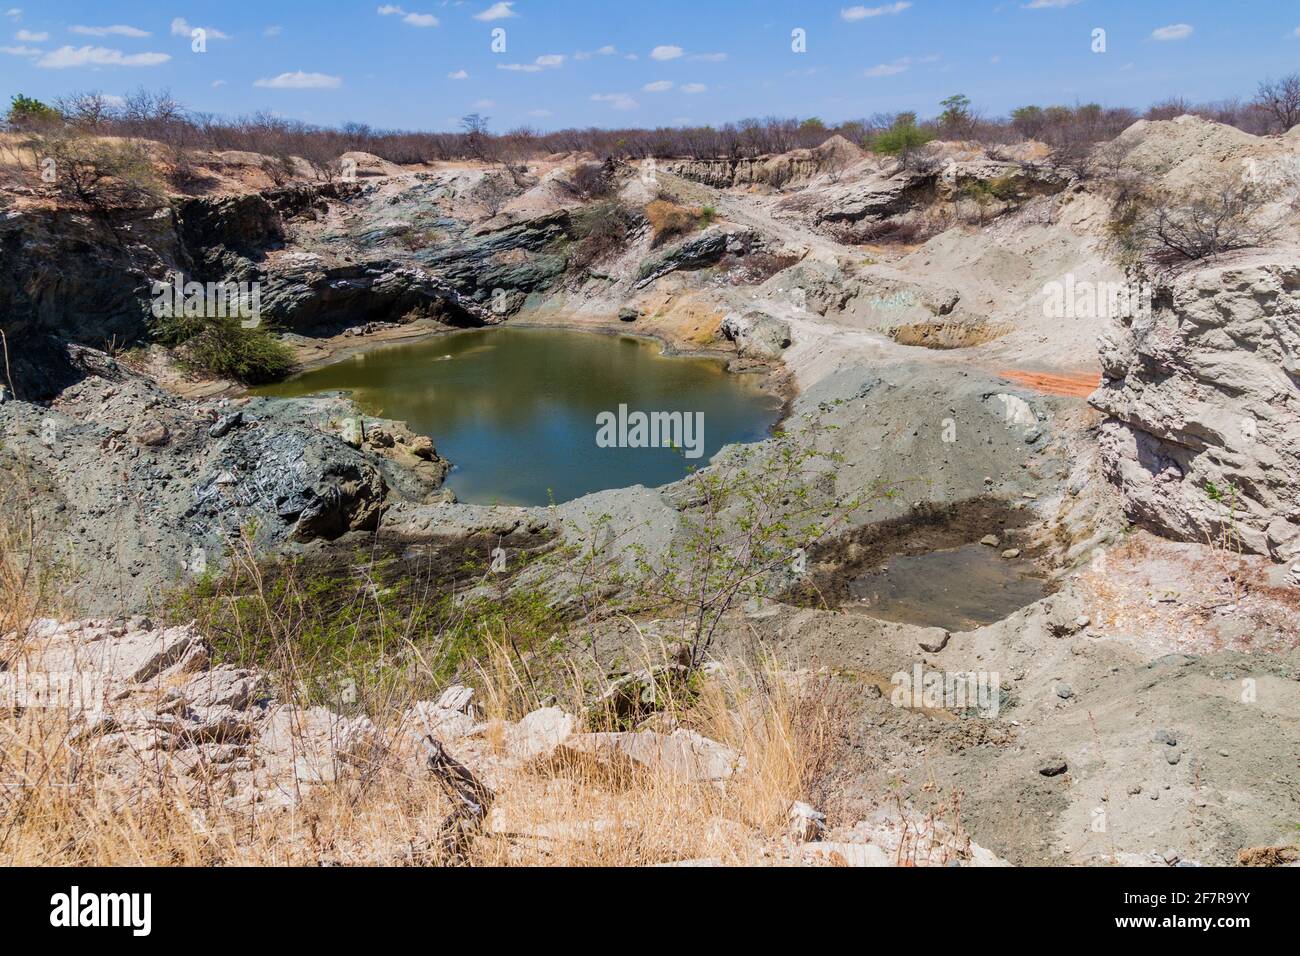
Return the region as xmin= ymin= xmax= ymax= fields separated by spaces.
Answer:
xmin=567 ymin=201 xmax=637 ymax=271
xmin=645 ymin=199 xmax=707 ymax=247
xmin=565 ymin=160 xmax=615 ymax=199
xmin=19 ymin=127 xmax=163 ymax=215
xmin=1130 ymin=181 xmax=1282 ymax=261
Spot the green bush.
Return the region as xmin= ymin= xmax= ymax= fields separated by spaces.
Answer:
xmin=153 ymin=314 xmax=294 ymax=384
xmin=872 ymin=120 xmax=935 ymax=156
xmin=7 ymin=93 xmax=59 ymax=129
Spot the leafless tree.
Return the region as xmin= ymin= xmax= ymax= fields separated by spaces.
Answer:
xmin=1139 ymin=181 xmax=1279 ymax=260
xmin=1255 ymin=73 xmax=1300 ymax=133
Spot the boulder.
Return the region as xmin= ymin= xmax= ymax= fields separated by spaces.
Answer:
xmin=720 ymin=312 xmax=792 ymax=359
xmin=505 ymin=706 xmax=578 ymax=762
xmin=556 ymin=729 xmax=740 ymax=782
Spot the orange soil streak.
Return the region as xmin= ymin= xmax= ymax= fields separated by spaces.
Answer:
xmin=997 ymin=369 xmax=1102 ymax=399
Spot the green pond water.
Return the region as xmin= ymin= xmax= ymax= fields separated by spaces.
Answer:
xmin=253 ymin=328 xmax=783 ymax=506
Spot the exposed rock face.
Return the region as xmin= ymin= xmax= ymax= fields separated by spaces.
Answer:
xmin=1091 ymin=255 xmax=1300 ymax=562
xmin=0 ymin=347 xmax=399 ymax=612
xmin=633 ymin=227 xmax=754 ymax=288
xmin=661 ymin=135 xmax=867 ymax=191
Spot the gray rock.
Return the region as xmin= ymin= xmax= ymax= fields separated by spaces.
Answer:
xmin=720 ymin=311 xmax=792 ymax=359
xmin=208 ymin=411 xmax=243 ymax=438
xmin=1056 ymin=683 xmax=1074 ymax=700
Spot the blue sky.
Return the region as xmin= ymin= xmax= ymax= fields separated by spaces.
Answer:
xmin=2 ymin=1 xmax=1298 ymax=132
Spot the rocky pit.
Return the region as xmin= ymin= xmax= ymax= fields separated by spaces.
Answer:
xmin=2 ymin=118 xmax=1299 ymax=866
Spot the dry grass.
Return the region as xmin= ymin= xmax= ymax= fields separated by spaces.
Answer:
xmin=0 ymin=655 xmax=842 ymax=866
xmin=645 ymin=199 xmax=713 ymax=247
xmin=0 ymin=492 xmax=846 ymax=866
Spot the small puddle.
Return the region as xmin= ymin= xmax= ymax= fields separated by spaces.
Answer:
xmin=847 ymin=544 xmax=1048 ymax=632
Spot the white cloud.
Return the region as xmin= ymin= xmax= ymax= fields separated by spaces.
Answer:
xmin=643 ymin=80 xmax=673 ymax=92
xmin=171 ymin=18 xmax=229 ymax=40
xmin=0 ymin=44 xmax=39 ymax=56
xmin=575 ymin=45 xmax=618 ymax=60
xmin=211 ymin=79 xmax=227 ymax=87
xmin=689 ymin=52 xmax=726 ymax=61
xmin=863 ymin=57 xmax=910 ymax=77
xmin=69 ymin=25 xmax=149 ymax=37
xmin=474 ymin=2 xmax=517 ymax=21
xmin=1151 ymin=23 xmax=1193 ymax=41
xmin=377 ymin=6 xmax=439 ymax=27
xmin=447 ymin=68 xmax=468 ymax=79
xmin=4 ymin=9 xmax=19 ymax=21
xmin=596 ymin=45 xmax=616 ymax=55
xmin=14 ymin=28 xmax=44 ymax=41
xmin=36 ymin=45 xmax=171 ymax=67
xmin=624 ymin=53 xmax=638 ymax=60
xmin=1022 ymin=0 xmax=1082 ymax=8
xmin=498 ymin=53 xmax=564 ymax=71
xmin=591 ymin=92 xmax=638 ymax=110
xmin=265 ymin=26 xmax=282 ymax=36
xmin=527 ymin=108 xmax=552 ymax=117
xmin=841 ymin=2 xmax=911 ymax=20
xmin=473 ymin=98 xmax=494 ymax=108
xmin=650 ymin=45 xmax=684 ymax=60
xmin=680 ymin=82 xmax=707 ymax=94
xmin=253 ymin=70 xmax=342 ymax=89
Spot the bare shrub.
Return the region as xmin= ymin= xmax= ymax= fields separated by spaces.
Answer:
xmin=568 ymin=201 xmax=636 ymax=271
xmin=21 ymin=126 xmax=163 ymax=214
xmin=1255 ymin=73 xmax=1300 ymax=133
xmin=1122 ymin=180 xmax=1282 ymax=261
xmin=565 ymin=160 xmax=615 ymax=199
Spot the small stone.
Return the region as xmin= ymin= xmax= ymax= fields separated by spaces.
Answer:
xmin=788 ymin=801 xmax=827 ymax=842
xmin=1153 ymin=729 xmax=1176 ymax=746
xmin=1163 ymin=849 xmax=1180 ymax=865
xmin=618 ymin=307 xmax=639 ymax=322
xmin=1128 ymin=784 xmax=1142 ymax=795
xmin=208 ymin=412 xmax=243 ymax=439
xmin=136 ymin=424 xmax=170 ymax=447
xmin=1055 ymin=683 xmax=1073 ymax=700
xmin=1149 ymin=790 xmax=1160 ymax=800
xmin=1218 ymin=749 xmax=1230 ymax=758
xmin=1165 ymin=749 xmax=1181 ymax=765
xmin=1001 ymin=549 xmax=1021 ymax=559
xmin=1038 ymin=756 xmax=1068 ymax=777
xmin=980 ymin=534 xmax=1000 ymax=547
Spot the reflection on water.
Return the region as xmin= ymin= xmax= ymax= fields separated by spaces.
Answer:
xmin=252 ymin=328 xmax=783 ymax=505
xmin=848 ymin=544 xmax=1048 ymax=632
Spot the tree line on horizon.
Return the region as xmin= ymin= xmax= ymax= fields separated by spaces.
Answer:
xmin=3 ymin=73 xmax=1297 ymax=178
